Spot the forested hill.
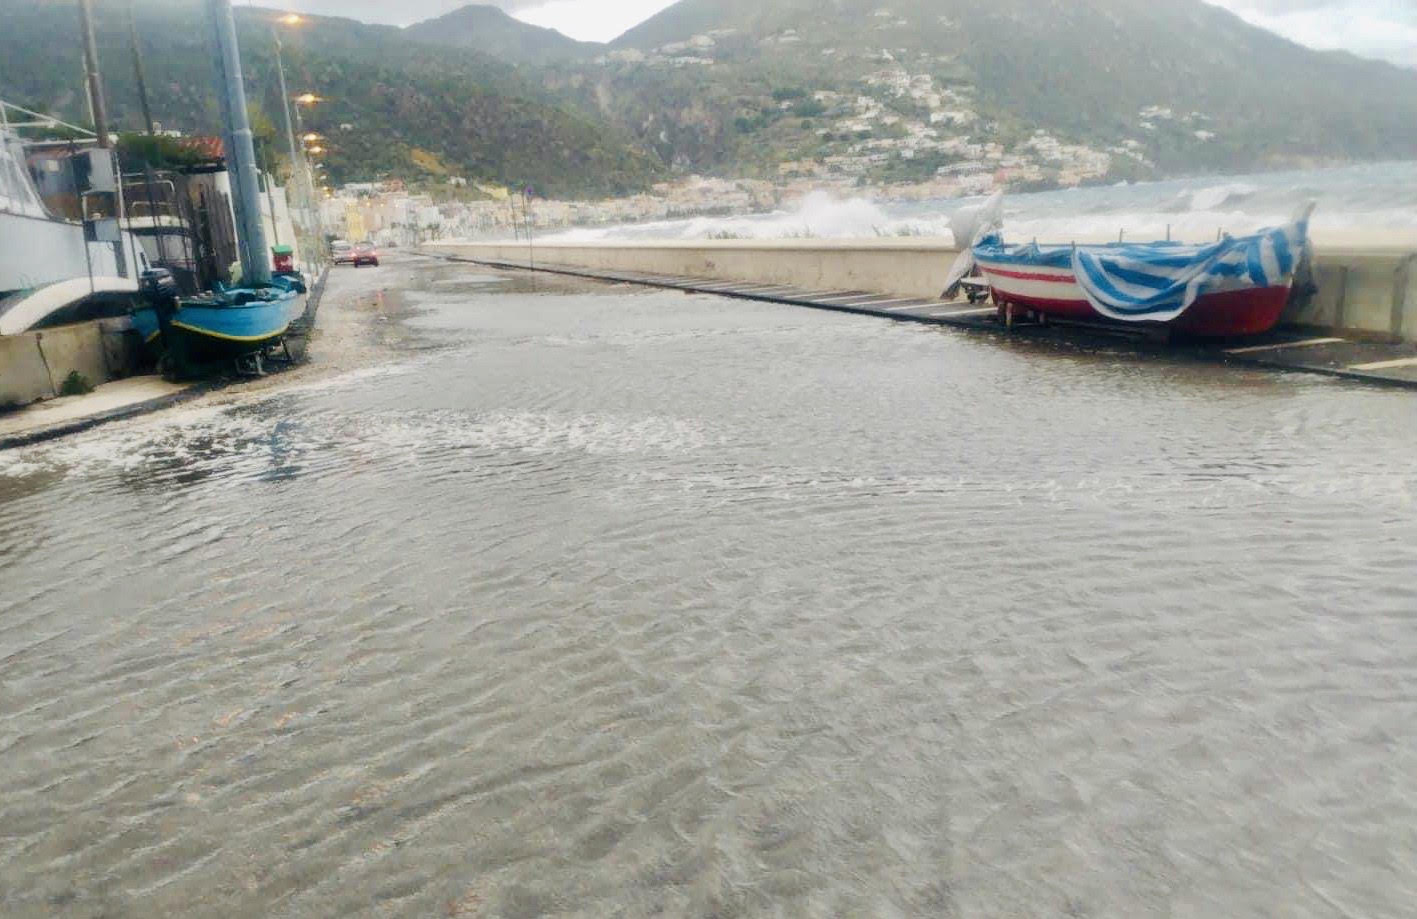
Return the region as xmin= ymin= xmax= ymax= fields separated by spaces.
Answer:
xmin=531 ymin=0 xmax=1417 ymax=184
xmin=9 ymin=0 xmax=1414 ymax=196
xmin=0 ymin=0 xmax=660 ymax=197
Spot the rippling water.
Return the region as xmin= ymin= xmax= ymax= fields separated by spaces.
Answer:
xmin=3 ymin=259 xmax=1416 ymax=917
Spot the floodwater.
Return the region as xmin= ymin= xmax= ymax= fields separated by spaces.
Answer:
xmin=3 ymin=256 xmax=1416 ymax=918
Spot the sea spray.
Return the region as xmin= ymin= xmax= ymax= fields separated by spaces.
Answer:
xmin=528 ymin=161 xmax=1417 ymax=246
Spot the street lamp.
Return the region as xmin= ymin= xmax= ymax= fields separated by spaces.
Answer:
xmin=270 ymin=23 xmax=302 ymax=185
xmin=270 ymin=14 xmax=326 ymax=266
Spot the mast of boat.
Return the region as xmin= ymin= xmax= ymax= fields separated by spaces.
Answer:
xmin=77 ymin=0 xmax=110 ymax=148
xmin=206 ymin=0 xmax=270 ymax=285
xmin=77 ymin=0 xmax=137 ymax=280
xmin=120 ymin=3 xmax=176 ymax=274
xmin=127 ymin=2 xmax=156 ymax=136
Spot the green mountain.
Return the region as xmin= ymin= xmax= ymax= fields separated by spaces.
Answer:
xmin=10 ymin=0 xmax=1412 ymax=198
xmin=0 ymin=0 xmax=659 ymax=197
xmin=530 ymin=0 xmax=1417 ymax=184
xmin=403 ymin=5 xmax=595 ymax=67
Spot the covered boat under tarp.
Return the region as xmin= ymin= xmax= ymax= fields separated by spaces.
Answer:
xmin=947 ymin=197 xmax=1315 ymax=337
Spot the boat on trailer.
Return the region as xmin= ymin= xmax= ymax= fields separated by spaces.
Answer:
xmin=133 ymin=271 xmax=307 ymax=374
xmin=130 ymin=0 xmax=313 ymax=379
xmin=949 ymin=197 xmax=1315 ymax=338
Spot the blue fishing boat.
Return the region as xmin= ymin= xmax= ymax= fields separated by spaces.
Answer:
xmin=134 ymin=269 xmax=307 ymax=374
xmin=128 ymin=0 xmax=316 ymax=378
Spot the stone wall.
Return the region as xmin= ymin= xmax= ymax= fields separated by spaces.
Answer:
xmin=0 ymin=318 xmax=140 ymax=409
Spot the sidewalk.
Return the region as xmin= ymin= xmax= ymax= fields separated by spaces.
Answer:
xmin=0 ymin=376 xmax=201 ymax=449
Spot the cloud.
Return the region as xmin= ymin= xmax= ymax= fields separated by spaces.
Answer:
xmin=269 ymin=0 xmax=1417 ymax=62
xmin=512 ymin=0 xmax=678 ymax=42
xmin=1206 ymin=0 xmax=1417 ymax=67
xmin=269 ymin=0 xmax=676 ymax=35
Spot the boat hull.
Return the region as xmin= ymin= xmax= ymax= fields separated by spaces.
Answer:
xmin=167 ymin=299 xmax=297 ymax=362
xmin=133 ymin=288 xmax=307 ymax=367
xmin=975 ymin=261 xmax=1292 ymax=338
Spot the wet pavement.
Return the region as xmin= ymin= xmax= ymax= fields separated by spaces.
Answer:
xmin=437 ymin=255 xmax=1417 ymax=388
xmin=3 ymin=253 xmax=1416 ymax=918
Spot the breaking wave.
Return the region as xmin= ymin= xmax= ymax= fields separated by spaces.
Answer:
xmin=528 ymin=160 xmax=1417 ymax=246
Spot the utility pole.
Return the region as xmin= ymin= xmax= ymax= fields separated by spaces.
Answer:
xmin=273 ymin=33 xmax=302 ymax=192
xmin=128 ymin=2 xmax=155 ymax=135
xmin=207 ymin=0 xmax=270 ymax=284
xmin=78 ymin=0 xmax=111 ymax=147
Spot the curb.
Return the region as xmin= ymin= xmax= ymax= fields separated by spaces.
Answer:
xmin=1 ymin=266 xmax=334 ymax=452
xmin=0 ymin=382 xmax=214 ymax=451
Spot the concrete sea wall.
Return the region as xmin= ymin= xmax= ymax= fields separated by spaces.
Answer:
xmin=1286 ymin=247 xmax=1417 ymax=342
xmin=0 ymin=318 xmax=140 ymax=409
xmin=428 ymin=239 xmax=960 ymax=303
xmin=426 ymin=238 xmax=1417 ymax=342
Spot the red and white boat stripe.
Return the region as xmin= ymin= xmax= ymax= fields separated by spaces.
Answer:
xmin=975 ymin=261 xmax=1087 ymax=306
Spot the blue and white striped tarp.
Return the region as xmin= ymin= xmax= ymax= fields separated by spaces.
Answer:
xmin=972 ymin=205 xmax=1314 ymax=323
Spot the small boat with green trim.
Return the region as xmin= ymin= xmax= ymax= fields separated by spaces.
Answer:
xmin=134 ymin=269 xmax=307 ymax=375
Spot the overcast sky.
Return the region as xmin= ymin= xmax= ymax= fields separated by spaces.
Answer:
xmin=262 ymin=0 xmax=1417 ymax=66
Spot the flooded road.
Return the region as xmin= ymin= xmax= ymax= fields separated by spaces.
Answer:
xmin=3 ymin=255 xmax=1416 ymax=917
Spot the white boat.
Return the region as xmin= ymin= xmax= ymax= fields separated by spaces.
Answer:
xmin=0 ymin=104 xmax=145 ymax=333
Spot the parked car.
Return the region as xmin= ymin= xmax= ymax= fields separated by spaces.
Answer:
xmin=352 ymin=242 xmax=379 ymax=267
xmin=331 ymin=240 xmax=355 ymax=265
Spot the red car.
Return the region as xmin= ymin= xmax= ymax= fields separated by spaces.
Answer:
xmin=352 ymin=242 xmax=379 ymax=267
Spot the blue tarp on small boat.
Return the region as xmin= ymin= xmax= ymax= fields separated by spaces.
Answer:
xmin=972 ymin=205 xmax=1313 ymax=323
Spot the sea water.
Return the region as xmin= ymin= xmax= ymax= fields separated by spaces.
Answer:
xmin=542 ymin=160 xmax=1417 ymax=245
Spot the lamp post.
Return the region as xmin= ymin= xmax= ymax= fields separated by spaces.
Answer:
xmin=272 ymin=14 xmax=328 ymax=270
xmin=293 ymin=94 xmax=329 ymax=264
xmin=272 ymin=21 xmax=303 ymax=208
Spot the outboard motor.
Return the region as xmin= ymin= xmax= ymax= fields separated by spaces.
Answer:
xmin=139 ymin=267 xmax=180 ymax=343
xmin=139 ymin=267 xmax=177 ymax=304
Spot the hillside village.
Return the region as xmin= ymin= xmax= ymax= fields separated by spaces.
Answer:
xmin=579 ymin=14 xmax=1131 ymax=193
